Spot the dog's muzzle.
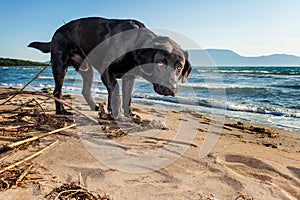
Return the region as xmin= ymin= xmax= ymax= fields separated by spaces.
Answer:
xmin=153 ymin=83 xmax=178 ymax=96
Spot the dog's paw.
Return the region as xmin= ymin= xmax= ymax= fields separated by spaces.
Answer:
xmin=56 ymin=109 xmax=72 ymax=115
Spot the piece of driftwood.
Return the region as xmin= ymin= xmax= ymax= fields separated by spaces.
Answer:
xmin=32 ymin=98 xmax=46 ymax=115
xmin=0 ymin=140 xmax=59 ymax=174
xmin=0 ymin=124 xmax=76 ymax=153
xmin=12 ymin=98 xmax=35 ymax=112
xmin=16 ymin=164 xmax=33 ymax=184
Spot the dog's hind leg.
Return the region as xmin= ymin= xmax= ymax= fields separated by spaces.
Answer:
xmin=79 ymin=63 xmax=99 ymax=111
xmin=51 ymin=51 xmax=71 ymax=115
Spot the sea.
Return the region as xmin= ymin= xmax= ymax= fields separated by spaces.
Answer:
xmin=1 ymin=66 xmax=300 ymax=132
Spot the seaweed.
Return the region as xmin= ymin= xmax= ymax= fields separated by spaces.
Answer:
xmin=46 ymin=182 xmax=111 ymax=200
xmin=225 ymin=122 xmax=280 ymax=138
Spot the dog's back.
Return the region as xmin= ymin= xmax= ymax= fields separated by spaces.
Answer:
xmin=29 ymin=17 xmax=146 ymax=58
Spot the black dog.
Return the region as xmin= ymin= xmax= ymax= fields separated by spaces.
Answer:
xmin=29 ymin=17 xmax=192 ymax=118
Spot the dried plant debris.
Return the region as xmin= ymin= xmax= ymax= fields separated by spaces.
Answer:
xmin=0 ymin=99 xmax=73 ymax=139
xmin=0 ymin=162 xmax=34 ymax=190
xmin=181 ymin=110 xmax=208 ymax=120
xmin=46 ymin=182 xmax=111 ymax=200
xmin=97 ymin=105 xmax=168 ymax=138
xmin=235 ymin=192 xmax=254 ymax=200
xmin=104 ymin=128 xmax=127 ymax=139
xmin=225 ymin=122 xmax=280 ymax=138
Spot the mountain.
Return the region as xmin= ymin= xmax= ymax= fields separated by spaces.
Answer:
xmin=187 ymin=49 xmax=300 ymax=66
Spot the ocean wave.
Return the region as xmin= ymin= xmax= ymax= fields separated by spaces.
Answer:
xmin=274 ymin=84 xmax=300 ymax=89
xmin=224 ymin=102 xmax=300 ymax=118
xmin=38 ymin=76 xmax=53 ymax=80
xmin=132 ymin=94 xmax=300 ymax=119
xmin=196 ymin=69 xmax=300 ymax=75
xmin=179 ymin=83 xmax=262 ymax=90
xmin=0 ymin=83 xmax=24 ymax=87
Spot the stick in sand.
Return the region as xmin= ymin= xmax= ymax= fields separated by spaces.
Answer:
xmin=0 ymin=140 xmax=59 ymax=174
xmin=16 ymin=164 xmax=34 ymax=184
xmin=2 ymin=124 xmax=76 ymax=151
xmin=0 ymin=66 xmax=48 ymax=106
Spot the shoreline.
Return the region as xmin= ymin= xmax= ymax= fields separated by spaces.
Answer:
xmin=0 ymin=88 xmax=299 ymax=199
xmin=1 ymin=65 xmax=300 ymax=133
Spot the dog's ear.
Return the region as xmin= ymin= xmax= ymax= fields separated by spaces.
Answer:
xmin=181 ymin=51 xmax=192 ymax=83
xmin=151 ymin=36 xmax=173 ymax=53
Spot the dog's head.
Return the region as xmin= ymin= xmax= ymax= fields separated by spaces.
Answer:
xmin=136 ymin=36 xmax=192 ymax=96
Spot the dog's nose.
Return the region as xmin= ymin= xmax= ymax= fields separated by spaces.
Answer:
xmin=163 ymin=86 xmax=178 ymax=96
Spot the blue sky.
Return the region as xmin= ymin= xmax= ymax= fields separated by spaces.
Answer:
xmin=1 ymin=0 xmax=300 ymax=61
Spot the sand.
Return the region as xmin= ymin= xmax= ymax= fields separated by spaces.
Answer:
xmin=0 ymin=88 xmax=299 ymax=200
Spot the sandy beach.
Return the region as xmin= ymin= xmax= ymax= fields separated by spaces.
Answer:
xmin=0 ymin=88 xmax=299 ymax=200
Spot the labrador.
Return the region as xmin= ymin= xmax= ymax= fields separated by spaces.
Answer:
xmin=28 ymin=17 xmax=192 ymax=118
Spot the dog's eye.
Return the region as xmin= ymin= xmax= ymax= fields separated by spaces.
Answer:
xmin=176 ymin=64 xmax=183 ymax=72
xmin=156 ymin=58 xmax=167 ymax=66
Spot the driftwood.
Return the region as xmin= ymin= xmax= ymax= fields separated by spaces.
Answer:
xmin=16 ymin=164 xmax=33 ymax=184
xmin=0 ymin=140 xmax=59 ymax=174
xmin=0 ymin=124 xmax=76 ymax=154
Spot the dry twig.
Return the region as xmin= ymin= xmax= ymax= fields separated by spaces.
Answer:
xmin=0 ymin=140 xmax=59 ymax=174
xmin=1 ymin=91 xmax=98 ymax=123
xmin=0 ymin=124 xmax=75 ymax=154
xmin=16 ymin=164 xmax=33 ymax=184
xmin=0 ymin=66 xmax=48 ymax=106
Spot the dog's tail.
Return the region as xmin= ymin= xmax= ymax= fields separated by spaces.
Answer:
xmin=28 ymin=42 xmax=51 ymax=53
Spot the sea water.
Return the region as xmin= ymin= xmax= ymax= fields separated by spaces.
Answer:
xmin=1 ymin=66 xmax=299 ymax=132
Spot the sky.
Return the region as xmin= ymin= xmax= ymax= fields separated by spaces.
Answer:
xmin=0 ymin=0 xmax=300 ymax=61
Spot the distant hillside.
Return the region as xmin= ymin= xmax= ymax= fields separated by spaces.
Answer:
xmin=188 ymin=49 xmax=300 ymax=66
xmin=0 ymin=57 xmax=49 ymax=66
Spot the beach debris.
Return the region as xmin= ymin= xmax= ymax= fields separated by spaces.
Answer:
xmin=262 ymin=142 xmax=278 ymax=148
xmin=0 ymin=140 xmax=59 ymax=174
xmin=0 ymin=89 xmax=80 ymax=192
xmin=97 ymin=105 xmax=168 ymax=138
xmin=235 ymin=192 xmax=254 ymax=200
xmin=181 ymin=109 xmax=208 ymax=120
xmin=0 ymin=66 xmax=48 ymax=106
xmin=0 ymin=162 xmax=33 ymax=190
xmin=1 ymin=90 xmax=98 ymax=123
xmin=41 ymin=87 xmax=52 ymax=94
xmin=0 ymin=141 xmax=58 ymax=191
xmin=62 ymin=94 xmax=73 ymax=100
xmin=198 ymin=193 xmax=216 ymax=200
xmin=105 ymin=129 xmax=127 ymax=139
xmin=45 ymin=181 xmax=111 ymax=200
xmin=225 ymin=122 xmax=280 ymax=138
xmin=0 ymin=124 xmax=75 ymax=154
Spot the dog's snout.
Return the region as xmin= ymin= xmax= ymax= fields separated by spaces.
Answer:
xmin=153 ymin=83 xmax=178 ymax=96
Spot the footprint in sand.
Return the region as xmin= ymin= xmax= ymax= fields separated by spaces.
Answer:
xmin=217 ymin=154 xmax=300 ymax=199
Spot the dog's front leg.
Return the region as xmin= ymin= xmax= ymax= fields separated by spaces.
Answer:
xmin=101 ymin=72 xmax=121 ymax=118
xmin=79 ymin=63 xmax=99 ymax=111
xmin=122 ymin=77 xmax=135 ymax=117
